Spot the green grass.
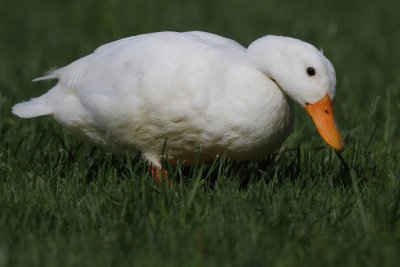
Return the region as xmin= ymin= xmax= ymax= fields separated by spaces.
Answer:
xmin=1 ymin=0 xmax=400 ymax=266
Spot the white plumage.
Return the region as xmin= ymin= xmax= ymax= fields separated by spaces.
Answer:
xmin=12 ymin=31 xmax=342 ymax=168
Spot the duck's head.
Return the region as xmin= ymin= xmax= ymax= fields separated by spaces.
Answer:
xmin=247 ymin=35 xmax=344 ymax=152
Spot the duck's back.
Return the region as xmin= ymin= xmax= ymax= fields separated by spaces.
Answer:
xmin=53 ymin=31 xmax=245 ymax=119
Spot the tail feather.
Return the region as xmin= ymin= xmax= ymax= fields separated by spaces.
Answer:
xmin=13 ymin=73 xmax=59 ymax=118
xmin=12 ymin=96 xmax=53 ymax=118
xmin=32 ymin=73 xmax=58 ymax=82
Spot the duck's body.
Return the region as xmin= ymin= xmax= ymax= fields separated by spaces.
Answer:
xmin=13 ymin=31 xmax=343 ymax=169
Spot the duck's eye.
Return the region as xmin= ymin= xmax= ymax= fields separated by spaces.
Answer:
xmin=306 ymin=67 xmax=316 ymax=76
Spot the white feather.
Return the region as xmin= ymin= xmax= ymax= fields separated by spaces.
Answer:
xmin=12 ymin=95 xmax=53 ymax=118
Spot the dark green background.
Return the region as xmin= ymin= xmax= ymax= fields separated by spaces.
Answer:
xmin=1 ymin=0 xmax=399 ymax=266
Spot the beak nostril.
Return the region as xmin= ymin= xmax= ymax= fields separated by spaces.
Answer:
xmin=304 ymin=94 xmax=344 ymax=152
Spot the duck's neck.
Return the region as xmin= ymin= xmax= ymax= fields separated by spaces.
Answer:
xmin=245 ymin=36 xmax=296 ymax=103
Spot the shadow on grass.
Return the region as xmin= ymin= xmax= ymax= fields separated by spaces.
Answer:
xmin=21 ymin=127 xmax=384 ymax=194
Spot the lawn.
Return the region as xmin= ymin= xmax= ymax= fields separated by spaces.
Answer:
xmin=1 ymin=0 xmax=400 ymax=266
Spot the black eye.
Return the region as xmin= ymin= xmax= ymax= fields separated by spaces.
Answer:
xmin=307 ymin=67 xmax=316 ymax=76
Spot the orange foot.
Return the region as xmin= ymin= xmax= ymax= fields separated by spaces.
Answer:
xmin=150 ymin=167 xmax=169 ymax=185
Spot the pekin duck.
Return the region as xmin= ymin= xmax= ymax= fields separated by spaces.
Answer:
xmin=12 ymin=31 xmax=344 ymax=178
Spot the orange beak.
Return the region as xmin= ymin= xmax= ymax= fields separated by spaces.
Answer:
xmin=304 ymin=94 xmax=345 ymax=153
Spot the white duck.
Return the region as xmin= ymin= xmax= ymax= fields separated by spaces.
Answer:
xmin=12 ymin=31 xmax=344 ymax=177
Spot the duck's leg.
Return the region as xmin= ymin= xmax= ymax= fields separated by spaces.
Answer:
xmin=150 ymin=166 xmax=169 ymax=184
xmin=142 ymin=152 xmax=171 ymax=184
